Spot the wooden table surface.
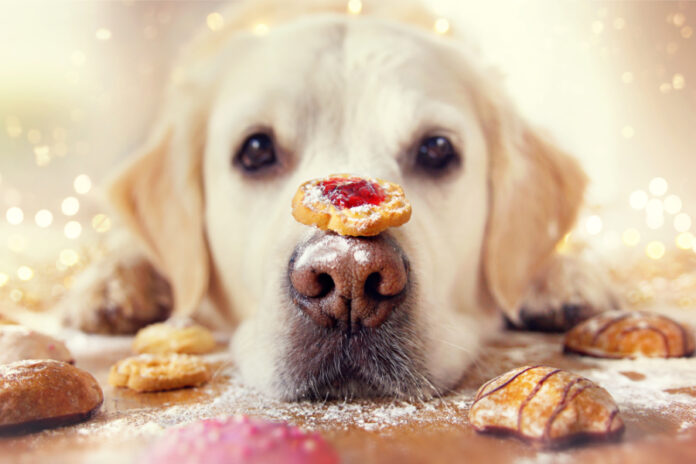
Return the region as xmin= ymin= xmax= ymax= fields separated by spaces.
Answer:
xmin=2 ymin=329 xmax=696 ymax=464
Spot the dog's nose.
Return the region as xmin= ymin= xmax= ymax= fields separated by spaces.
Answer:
xmin=288 ymin=233 xmax=409 ymax=331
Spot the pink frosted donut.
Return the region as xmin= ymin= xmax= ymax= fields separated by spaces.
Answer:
xmin=141 ymin=416 xmax=339 ymax=464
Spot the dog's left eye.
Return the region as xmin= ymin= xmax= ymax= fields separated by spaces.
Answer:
xmin=416 ymin=136 xmax=459 ymax=172
xmin=235 ymin=133 xmax=277 ymax=172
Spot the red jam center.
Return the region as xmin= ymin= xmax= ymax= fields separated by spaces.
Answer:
xmin=318 ymin=177 xmax=386 ymax=209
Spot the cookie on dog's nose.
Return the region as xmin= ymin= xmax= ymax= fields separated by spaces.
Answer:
xmin=291 ymin=174 xmax=411 ymax=236
xmin=289 ymin=234 xmax=409 ymax=331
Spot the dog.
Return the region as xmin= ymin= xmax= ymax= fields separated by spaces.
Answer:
xmin=62 ymin=0 xmax=619 ymax=400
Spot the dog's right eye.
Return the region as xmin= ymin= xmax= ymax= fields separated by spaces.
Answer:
xmin=234 ymin=133 xmax=277 ymax=172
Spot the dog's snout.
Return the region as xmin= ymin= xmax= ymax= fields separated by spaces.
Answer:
xmin=289 ymin=233 xmax=409 ymax=331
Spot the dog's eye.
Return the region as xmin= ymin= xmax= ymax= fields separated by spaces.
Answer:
xmin=235 ymin=133 xmax=277 ymax=172
xmin=416 ymin=136 xmax=458 ymax=172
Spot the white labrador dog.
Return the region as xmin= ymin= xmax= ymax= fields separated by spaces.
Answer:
xmin=63 ymin=0 xmax=618 ymax=400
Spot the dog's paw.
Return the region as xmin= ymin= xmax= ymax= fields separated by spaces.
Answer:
xmin=60 ymin=252 xmax=172 ymax=335
xmin=510 ymin=254 xmax=621 ymax=332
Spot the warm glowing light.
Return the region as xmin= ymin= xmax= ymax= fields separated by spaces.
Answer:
xmin=555 ymin=233 xmax=571 ymax=253
xmin=59 ymin=249 xmax=79 ymax=267
xmin=622 ymin=228 xmax=640 ymax=247
xmin=253 ymin=23 xmax=269 ymax=35
xmin=17 ymin=266 xmax=34 ymax=281
xmin=34 ymin=209 xmax=53 ymax=228
xmin=434 ymin=18 xmax=450 ymax=35
xmin=34 ymin=145 xmax=50 ymax=166
xmin=91 ymin=214 xmax=112 ymax=233
xmin=683 ymin=26 xmax=694 ymax=39
xmin=206 ymin=12 xmax=225 ymax=31
xmin=64 ymin=221 xmax=82 ymax=239
xmin=7 ymin=235 xmax=25 ymax=253
xmin=95 ymin=28 xmax=112 ymax=40
xmin=0 ymin=273 xmax=8 ymax=287
xmin=9 ymin=289 xmax=22 ymax=303
xmin=585 ymin=215 xmax=603 ymax=235
xmin=629 ymin=190 xmax=648 ymax=210
xmin=673 ymin=13 xmax=686 ymax=27
xmin=675 ymin=213 xmax=692 ymax=232
xmin=61 ymin=197 xmax=80 ymax=216
xmin=672 ymin=74 xmax=685 ymax=90
xmin=664 ymin=194 xmax=682 ymax=215
xmin=676 ymin=232 xmax=695 ymax=250
xmin=646 ymin=198 xmax=664 ymax=229
xmin=646 ymin=241 xmax=665 ymax=260
xmin=73 ymin=174 xmax=92 ymax=194
xmin=621 ymin=125 xmax=634 ymax=139
xmin=621 ymin=71 xmax=633 ymax=84
xmin=660 ymin=82 xmax=672 ymax=93
xmin=6 ymin=207 xmax=23 ymax=225
xmin=649 ymin=177 xmax=668 ymax=196
xmin=347 ymin=0 xmax=362 ymax=14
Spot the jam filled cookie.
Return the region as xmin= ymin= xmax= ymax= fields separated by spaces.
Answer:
xmin=0 ymin=325 xmax=73 ymax=365
xmin=140 ymin=415 xmax=339 ymax=464
xmin=0 ymin=360 xmax=103 ymax=434
xmin=564 ymin=310 xmax=695 ymax=359
xmin=109 ymin=354 xmax=211 ymax=392
xmin=133 ymin=321 xmax=216 ymax=355
xmin=292 ymin=174 xmax=411 ymax=236
xmin=469 ymin=365 xmax=624 ymax=447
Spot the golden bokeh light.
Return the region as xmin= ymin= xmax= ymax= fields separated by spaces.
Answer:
xmin=676 ymin=232 xmax=695 ymax=250
xmin=61 ymin=197 xmax=80 ymax=216
xmin=64 ymin=221 xmax=82 ymax=239
xmin=206 ymin=12 xmax=225 ymax=31
xmin=253 ymin=23 xmax=269 ymax=36
xmin=59 ymin=249 xmax=79 ymax=267
xmin=34 ymin=209 xmax=53 ymax=228
xmin=664 ymin=194 xmax=682 ymax=215
xmin=434 ymin=18 xmax=450 ymax=35
xmin=6 ymin=207 xmax=24 ymax=226
xmin=675 ymin=213 xmax=692 ymax=233
xmin=95 ymin=28 xmax=112 ymax=41
xmin=91 ymin=214 xmax=111 ymax=233
xmin=73 ymin=174 xmax=92 ymax=195
xmin=629 ymin=190 xmax=648 ymax=210
xmin=347 ymin=0 xmax=362 ymax=15
xmin=648 ymin=177 xmax=668 ymax=196
xmin=0 ymin=273 xmax=8 ymax=288
xmin=16 ymin=266 xmax=34 ymax=281
xmin=646 ymin=241 xmax=666 ymax=260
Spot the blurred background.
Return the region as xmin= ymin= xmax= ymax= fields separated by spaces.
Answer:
xmin=0 ymin=0 xmax=694 ymax=317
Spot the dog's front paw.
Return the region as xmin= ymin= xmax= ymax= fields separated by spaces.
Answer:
xmin=60 ymin=253 xmax=172 ymax=335
xmin=511 ymin=254 xmax=621 ymax=332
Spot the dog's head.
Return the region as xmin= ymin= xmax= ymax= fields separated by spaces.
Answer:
xmin=109 ymin=0 xmax=586 ymax=400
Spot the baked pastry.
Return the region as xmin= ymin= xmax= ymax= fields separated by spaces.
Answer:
xmin=0 ymin=360 xmax=103 ymax=434
xmin=132 ymin=321 xmax=216 ymax=355
xmin=292 ymin=174 xmax=411 ymax=236
xmin=0 ymin=325 xmax=73 ymax=364
xmin=109 ymin=353 xmax=211 ymax=392
xmin=469 ymin=365 xmax=624 ymax=447
xmin=139 ymin=415 xmax=339 ymax=464
xmin=564 ymin=310 xmax=695 ymax=359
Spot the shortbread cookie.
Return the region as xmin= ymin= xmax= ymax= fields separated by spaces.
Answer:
xmin=140 ymin=415 xmax=339 ymax=464
xmin=0 ymin=325 xmax=73 ymax=365
xmin=133 ymin=321 xmax=216 ymax=355
xmin=0 ymin=360 xmax=103 ymax=434
xmin=564 ymin=311 xmax=695 ymax=359
xmin=469 ymin=365 xmax=624 ymax=447
xmin=292 ymin=174 xmax=411 ymax=236
xmin=109 ymin=354 xmax=211 ymax=392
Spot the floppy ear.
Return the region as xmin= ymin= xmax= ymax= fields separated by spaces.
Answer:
xmin=108 ymin=114 xmax=209 ymax=317
xmin=482 ymin=114 xmax=587 ymax=324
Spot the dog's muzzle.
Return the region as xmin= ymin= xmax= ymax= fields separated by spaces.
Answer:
xmin=288 ymin=232 xmax=410 ymax=333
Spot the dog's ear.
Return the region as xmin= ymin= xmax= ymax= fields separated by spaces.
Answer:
xmin=108 ymin=110 xmax=209 ymax=317
xmin=482 ymin=113 xmax=587 ymax=324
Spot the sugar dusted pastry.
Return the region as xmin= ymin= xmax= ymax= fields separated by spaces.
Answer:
xmin=564 ymin=310 xmax=695 ymax=359
xmin=0 ymin=325 xmax=73 ymax=365
xmin=140 ymin=416 xmax=339 ymax=464
xmin=133 ymin=320 xmax=216 ymax=355
xmin=469 ymin=365 xmax=624 ymax=447
xmin=292 ymin=174 xmax=411 ymax=236
xmin=0 ymin=360 xmax=103 ymax=434
xmin=109 ymin=353 xmax=211 ymax=392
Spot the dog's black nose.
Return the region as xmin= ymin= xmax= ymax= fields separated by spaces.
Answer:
xmin=288 ymin=233 xmax=409 ymax=331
